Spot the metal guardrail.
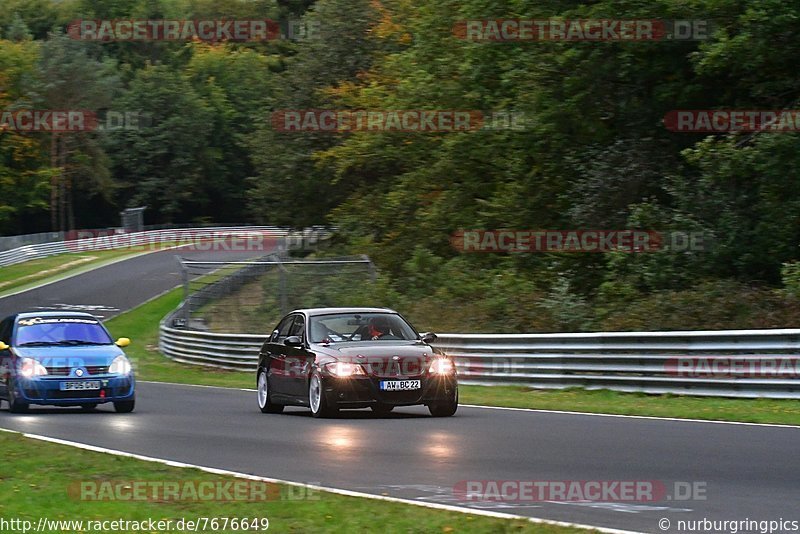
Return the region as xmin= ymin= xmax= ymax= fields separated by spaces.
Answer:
xmin=0 ymin=226 xmax=327 ymax=267
xmin=158 ymin=319 xmax=800 ymax=398
xmin=0 ymin=231 xmax=66 ymax=252
xmin=431 ymin=331 xmax=800 ymax=398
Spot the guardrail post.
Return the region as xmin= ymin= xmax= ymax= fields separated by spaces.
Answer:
xmin=177 ymin=256 xmax=190 ymax=325
xmin=364 ymin=255 xmax=377 ymax=282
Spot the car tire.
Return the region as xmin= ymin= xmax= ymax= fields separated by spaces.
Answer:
xmin=114 ymin=398 xmax=135 ymax=413
xmin=309 ymin=372 xmax=337 ymax=418
xmin=428 ymin=387 xmax=458 ymax=417
xmin=371 ymin=403 xmax=394 ymax=416
xmin=81 ymin=404 xmax=98 ymax=412
xmin=7 ymin=379 xmax=29 ymax=414
xmin=257 ymin=367 xmax=284 ymax=414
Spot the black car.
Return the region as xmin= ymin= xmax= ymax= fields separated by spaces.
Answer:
xmin=256 ymin=307 xmax=458 ymax=417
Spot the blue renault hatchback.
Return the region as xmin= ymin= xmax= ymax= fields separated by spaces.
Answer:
xmin=0 ymin=312 xmax=135 ymax=413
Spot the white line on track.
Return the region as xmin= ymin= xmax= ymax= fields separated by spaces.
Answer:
xmin=0 ymin=426 xmax=641 ymax=534
xmin=139 ymin=380 xmax=800 ymax=429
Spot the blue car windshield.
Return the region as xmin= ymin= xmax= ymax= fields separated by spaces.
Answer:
xmin=14 ymin=317 xmax=113 ymax=346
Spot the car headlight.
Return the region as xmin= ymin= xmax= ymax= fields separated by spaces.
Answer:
xmin=19 ymin=358 xmax=47 ymax=378
xmin=429 ymin=358 xmax=454 ymax=374
xmin=325 ymin=362 xmax=365 ymax=377
xmin=109 ymin=355 xmax=132 ymax=375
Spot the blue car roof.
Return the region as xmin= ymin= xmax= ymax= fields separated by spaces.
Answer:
xmin=15 ymin=311 xmax=98 ymax=319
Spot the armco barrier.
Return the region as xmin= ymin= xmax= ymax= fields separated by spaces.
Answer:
xmin=158 ymin=318 xmax=800 ymax=398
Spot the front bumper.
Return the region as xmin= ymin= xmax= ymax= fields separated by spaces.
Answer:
xmin=14 ymin=374 xmax=135 ymax=406
xmin=320 ymin=373 xmax=457 ymax=409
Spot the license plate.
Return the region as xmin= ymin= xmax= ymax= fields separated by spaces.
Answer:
xmin=380 ymin=379 xmax=421 ymax=391
xmin=60 ymin=381 xmax=101 ymax=391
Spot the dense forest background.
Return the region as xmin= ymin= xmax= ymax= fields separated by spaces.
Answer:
xmin=1 ymin=0 xmax=800 ymax=332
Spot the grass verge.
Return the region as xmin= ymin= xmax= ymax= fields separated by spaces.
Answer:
xmin=103 ymin=289 xmax=800 ymax=426
xmin=0 ymin=431 xmax=577 ymax=534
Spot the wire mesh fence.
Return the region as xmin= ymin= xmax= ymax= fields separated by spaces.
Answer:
xmin=175 ymin=255 xmax=377 ymax=333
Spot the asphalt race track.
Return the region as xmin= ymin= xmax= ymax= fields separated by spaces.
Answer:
xmin=1 ymin=255 xmax=799 ymax=533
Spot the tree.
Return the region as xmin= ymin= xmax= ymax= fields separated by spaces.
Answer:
xmin=0 ymin=38 xmax=54 ymax=233
xmin=106 ymin=64 xmax=217 ymax=222
xmin=246 ymin=0 xmax=381 ymax=227
xmin=31 ymin=31 xmax=119 ymax=231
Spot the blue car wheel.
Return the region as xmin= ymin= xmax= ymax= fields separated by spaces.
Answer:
xmin=7 ymin=378 xmax=29 ymax=413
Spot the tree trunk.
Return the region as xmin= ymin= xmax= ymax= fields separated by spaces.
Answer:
xmin=67 ymin=175 xmax=75 ymax=231
xmin=50 ymin=133 xmax=58 ymax=231
xmin=59 ymin=136 xmax=67 ymax=232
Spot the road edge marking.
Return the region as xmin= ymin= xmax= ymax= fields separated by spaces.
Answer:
xmin=0 ymin=426 xmax=640 ymax=534
xmin=458 ymin=404 xmax=800 ymax=429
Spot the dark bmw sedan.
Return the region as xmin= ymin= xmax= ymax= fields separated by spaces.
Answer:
xmin=256 ymin=308 xmax=457 ymax=418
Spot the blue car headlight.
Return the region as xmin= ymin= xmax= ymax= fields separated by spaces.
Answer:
xmin=19 ymin=358 xmax=48 ymax=378
xmin=109 ymin=355 xmax=132 ymax=375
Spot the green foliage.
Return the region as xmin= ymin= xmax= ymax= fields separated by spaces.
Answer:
xmin=246 ymin=0 xmax=382 ymax=227
xmin=0 ymin=38 xmax=53 ymax=233
xmin=0 ymin=0 xmax=67 ymax=40
xmin=2 ymin=0 xmax=800 ymax=330
xmin=5 ymin=13 xmax=33 ymax=42
xmin=106 ymin=64 xmax=216 ymax=220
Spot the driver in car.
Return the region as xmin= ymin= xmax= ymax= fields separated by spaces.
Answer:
xmin=367 ymin=316 xmax=392 ymax=340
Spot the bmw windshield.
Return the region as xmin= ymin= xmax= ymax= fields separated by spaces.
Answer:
xmin=309 ymin=313 xmax=418 ymax=343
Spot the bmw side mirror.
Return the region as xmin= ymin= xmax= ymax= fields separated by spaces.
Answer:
xmin=115 ymin=337 xmax=131 ymax=347
xmin=285 ymin=336 xmax=303 ymax=347
xmin=420 ymin=332 xmax=437 ymax=344
xmin=0 ymin=341 xmax=8 ymax=350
